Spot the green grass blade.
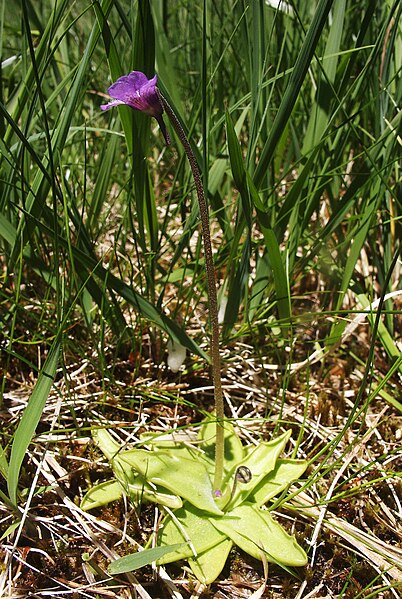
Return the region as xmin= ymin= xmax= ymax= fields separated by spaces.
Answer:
xmin=302 ymin=0 xmax=346 ymax=153
xmin=2 ymin=209 xmax=208 ymax=359
xmin=222 ymin=235 xmax=251 ymax=336
xmin=2 ymin=0 xmax=70 ymax=149
xmin=0 ymin=442 xmax=9 ymax=480
xmin=357 ymin=292 xmax=402 ymax=372
xmin=225 ymin=110 xmax=251 ymax=225
xmin=260 ymin=227 xmax=291 ymax=329
xmin=253 ymin=0 xmax=334 ymax=190
xmin=87 ymin=132 xmax=119 ymax=234
xmin=108 ymin=544 xmax=187 ymax=575
xmin=7 ymin=339 xmax=60 ymax=506
xmin=8 ymin=0 xmax=114 ymax=266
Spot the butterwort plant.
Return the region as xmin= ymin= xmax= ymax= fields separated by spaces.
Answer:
xmin=101 ymin=70 xmax=226 ymax=494
xmin=88 ymin=71 xmax=308 ymax=583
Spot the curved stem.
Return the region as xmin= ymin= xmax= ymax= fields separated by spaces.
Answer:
xmin=160 ymin=93 xmax=225 ymax=492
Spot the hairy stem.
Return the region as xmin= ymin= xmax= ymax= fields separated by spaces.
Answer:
xmin=160 ymin=93 xmax=225 ymax=492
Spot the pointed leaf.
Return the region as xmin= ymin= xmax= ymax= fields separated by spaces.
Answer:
xmin=212 ymin=503 xmax=307 ymax=567
xmin=157 ymin=505 xmax=227 ymax=563
xmin=228 ymin=431 xmax=291 ymax=507
xmin=188 ymin=538 xmax=233 ymax=584
xmin=260 ymin=228 xmax=291 ymax=327
xmin=225 ymin=110 xmax=252 ymax=226
xmin=302 ymin=0 xmax=346 ymax=153
xmin=252 ymin=459 xmax=308 ymax=507
xmin=0 ymin=442 xmax=9 ymax=480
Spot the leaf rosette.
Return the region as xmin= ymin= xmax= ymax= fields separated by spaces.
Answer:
xmin=82 ymin=420 xmax=308 ymax=584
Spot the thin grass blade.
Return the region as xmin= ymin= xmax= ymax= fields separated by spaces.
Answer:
xmin=7 ymin=339 xmax=60 ymax=505
xmin=253 ymin=0 xmax=334 ymax=190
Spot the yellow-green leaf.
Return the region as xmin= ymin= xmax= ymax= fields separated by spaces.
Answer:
xmin=212 ymin=503 xmax=307 ymax=567
xmin=121 ymin=449 xmax=223 ymax=515
xmin=157 ymin=505 xmax=226 ymax=563
xmin=188 ymin=538 xmax=233 ymax=584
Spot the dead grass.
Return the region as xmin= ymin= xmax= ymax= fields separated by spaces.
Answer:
xmin=1 ymin=302 xmax=402 ymax=599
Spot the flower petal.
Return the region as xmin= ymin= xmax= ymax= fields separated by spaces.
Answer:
xmin=107 ymin=72 xmax=148 ymax=101
xmin=107 ymin=72 xmax=161 ymax=116
xmin=100 ymin=99 xmax=124 ymax=111
xmin=102 ymin=71 xmax=169 ymax=144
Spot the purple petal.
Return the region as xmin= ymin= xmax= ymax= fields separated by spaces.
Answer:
xmin=107 ymin=71 xmax=149 ymax=103
xmin=100 ymin=99 xmax=124 ymax=111
xmin=134 ymin=75 xmax=160 ymax=115
xmin=101 ymin=71 xmax=169 ymax=145
xmin=107 ymin=72 xmax=162 ymax=117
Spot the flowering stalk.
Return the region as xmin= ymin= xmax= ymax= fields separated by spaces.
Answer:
xmin=159 ymin=93 xmax=225 ymax=493
xmin=101 ymin=72 xmax=225 ymax=493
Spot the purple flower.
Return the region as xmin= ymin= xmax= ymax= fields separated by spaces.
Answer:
xmin=101 ymin=71 xmax=170 ymax=145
